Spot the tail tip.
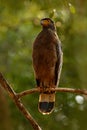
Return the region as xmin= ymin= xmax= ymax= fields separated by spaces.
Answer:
xmin=38 ymin=102 xmax=54 ymax=115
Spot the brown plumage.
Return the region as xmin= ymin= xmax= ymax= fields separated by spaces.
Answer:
xmin=32 ymin=18 xmax=63 ymax=115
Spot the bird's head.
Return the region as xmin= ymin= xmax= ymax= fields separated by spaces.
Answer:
xmin=40 ymin=18 xmax=56 ymax=30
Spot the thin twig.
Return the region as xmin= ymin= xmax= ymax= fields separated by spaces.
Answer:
xmin=17 ymin=87 xmax=40 ymax=98
xmin=55 ymin=87 xmax=87 ymax=95
xmin=17 ymin=87 xmax=87 ymax=99
xmin=0 ymin=73 xmax=42 ymax=130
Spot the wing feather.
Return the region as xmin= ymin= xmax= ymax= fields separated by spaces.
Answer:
xmin=55 ymin=42 xmax=63 ymax=86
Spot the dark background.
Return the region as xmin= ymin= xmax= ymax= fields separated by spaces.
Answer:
xmin=0 ymin=0 xmax=87 ymax=130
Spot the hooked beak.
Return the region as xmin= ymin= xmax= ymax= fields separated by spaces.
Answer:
xmin=40 ymin=20 xmax=49 ymax=26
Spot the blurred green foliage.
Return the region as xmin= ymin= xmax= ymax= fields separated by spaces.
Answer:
xmin=0 ymin=0 xmax=87 ymax=130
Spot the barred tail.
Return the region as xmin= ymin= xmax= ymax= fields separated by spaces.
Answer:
xmin=38 ymin=93 xmax=55 ymax=115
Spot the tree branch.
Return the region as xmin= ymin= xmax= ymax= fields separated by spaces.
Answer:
xmin=0 ymin=72 xmax=87 ymax=130
xmin=0 ymin=72 xmax=42 ymax=130
xmin=17 ymin=88 xmax=40 ymax=98
xmin=17 ymin=87 xmax=87 ymax=99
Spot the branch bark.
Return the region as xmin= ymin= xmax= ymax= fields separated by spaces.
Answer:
xmin=0 ymin=73 xmax=42 ymax=130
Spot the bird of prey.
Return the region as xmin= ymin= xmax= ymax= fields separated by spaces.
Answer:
xmin=32 ymin=18 xmax=63 ymax=115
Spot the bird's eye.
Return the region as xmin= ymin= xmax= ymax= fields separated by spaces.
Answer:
xmin=47 ymin=20 xmax=50 ymax=23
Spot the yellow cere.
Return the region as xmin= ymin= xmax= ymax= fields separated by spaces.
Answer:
xmin=42 ymin=20 xmax=51 ymax=26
